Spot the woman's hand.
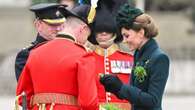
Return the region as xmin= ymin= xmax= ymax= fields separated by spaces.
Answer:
xmin=100 ymin=74 xmax=123 ymax=94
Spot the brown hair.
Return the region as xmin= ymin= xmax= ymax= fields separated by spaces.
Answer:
xmin=131 ymin=14 xmax=159 ymax=38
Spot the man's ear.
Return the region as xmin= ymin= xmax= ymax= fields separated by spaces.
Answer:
xmin=34 ymin=19 xmax=43 ymax=31
xmin=84 ymin=25 xmax=91 ymax=36
xmin=79 ymin=24 xmax=89 ymax=35
xmin=34 ymin=19 xmax=39 ymax=28
xmin=80 ymin=24 xmax=87 ymax=31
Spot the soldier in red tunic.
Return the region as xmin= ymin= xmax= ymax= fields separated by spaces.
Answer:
xmin=87 ymin=0 xmax=134 ymax=110
xmin=16 ymin=4 xmax=99 ymax=110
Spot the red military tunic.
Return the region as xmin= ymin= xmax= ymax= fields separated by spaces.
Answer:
xmin=16 ymin=37 xmax=98 ymax=110
xmin=92 ymin=44 xmax=134 ymax=110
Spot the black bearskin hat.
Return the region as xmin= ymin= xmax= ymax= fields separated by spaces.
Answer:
xmin=88 ymin=0 xmax=127 ymax=44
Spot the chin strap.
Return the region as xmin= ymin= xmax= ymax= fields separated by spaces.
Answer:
xmin=97 ymin=34 xmax=116 ymax=48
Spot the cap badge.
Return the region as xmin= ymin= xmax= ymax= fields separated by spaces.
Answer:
xmin=56 ymin=10 xmax=61 ymax=17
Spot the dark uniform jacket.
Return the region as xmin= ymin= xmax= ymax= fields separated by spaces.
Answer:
xmin=118 ymin=38 xmax=170 ymax=110
xmin=15 ymin=35 xmax=47 ymax=81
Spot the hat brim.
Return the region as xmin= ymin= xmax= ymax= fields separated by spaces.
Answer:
xmin=42 ymin=18 xmax=66 ymax=24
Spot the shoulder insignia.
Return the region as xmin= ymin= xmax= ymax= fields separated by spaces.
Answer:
xmin=22 ymin=41 xmax=48 ymax=51
xmin=84 ymin=41 xmax=95 ymax=52
xmin=75 ymin=42 xmax=93 ymax=53
xmin=85 ymin=47 xmax=94 ymax=52
xmin=117 ymin=43 xmax=133 ymax=55
xmin=22 ymin=43 xmax=34 ymax=50
xmin=118 ymin=49 xmax=133 ymax=55
xmin=83 ymin=51 xmax=94 ymax=56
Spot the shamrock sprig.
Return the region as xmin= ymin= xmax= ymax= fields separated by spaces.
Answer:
xmin=134 ymin=66 xmax=147 ymax=83
xmin=100 ymin=103 xmax=122 ymax=110
xmin=133 ymin=59 xmax=150 ymax=83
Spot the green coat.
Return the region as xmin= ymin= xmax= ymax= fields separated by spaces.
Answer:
xmin=118 ymin=38 xmax=170 ymax=110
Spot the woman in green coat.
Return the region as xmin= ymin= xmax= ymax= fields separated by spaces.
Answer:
xmin=100 ymin=4 xmax=170 ymax=110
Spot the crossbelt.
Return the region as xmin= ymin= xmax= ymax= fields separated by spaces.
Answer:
xmin=31 ymin=93 xmax=78 ymax=106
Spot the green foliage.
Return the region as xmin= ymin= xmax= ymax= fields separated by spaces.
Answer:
xmin=134 ymin=66 xmax=147 ymax=83
xmin=101 ymin=103 xmax=122 ymax=110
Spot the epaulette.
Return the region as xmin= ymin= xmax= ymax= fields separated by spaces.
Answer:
xmin=75 ymin=42 xmax=92 ymax=53
xmin=117 ymin=43 xmax=133 ymax=55
xmin=22 ymin=41 xmax=48 ymax=51
xmin=22 ymin=43 xmax=36 ymax=51
xmin=118 ymin=49 xmax=132 ymax=55
xmin=83 ymin=41 xmax=95 ymax=52
xmin=82 ymin=51 xmax=94 ymax=58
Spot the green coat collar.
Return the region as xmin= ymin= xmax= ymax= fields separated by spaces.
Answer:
xmin=134 ymin=38 xmax=158 ymax=62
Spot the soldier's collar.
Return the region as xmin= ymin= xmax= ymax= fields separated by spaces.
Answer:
xmin=57 ymin=32 xmax=76 ymax=42
xmin=33 ymin=34 xmax=47 ymax=44
xmin=95 ymin=44 xmax=119 ymax=56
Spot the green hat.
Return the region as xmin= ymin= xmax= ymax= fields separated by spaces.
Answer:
xmin=116 ymin=3 xmax=143 ymax=30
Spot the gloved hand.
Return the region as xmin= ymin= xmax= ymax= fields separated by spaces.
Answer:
xmin=100 ymin=74 xmax=123 ymax=94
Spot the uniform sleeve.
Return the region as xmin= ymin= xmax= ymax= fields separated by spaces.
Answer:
xmin=15 ymin=49 xmax=30 ymax=81
xmin=16 ymin=55 xmax=34 ymax=109
xmin=118 ymin=54 xmax=169 ymax=107
xmin=77 ymin=54 xmax=99 ymax=110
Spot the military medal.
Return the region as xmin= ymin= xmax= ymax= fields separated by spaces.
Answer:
xmin=110 ymin=60 xmax=133 ymax=74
